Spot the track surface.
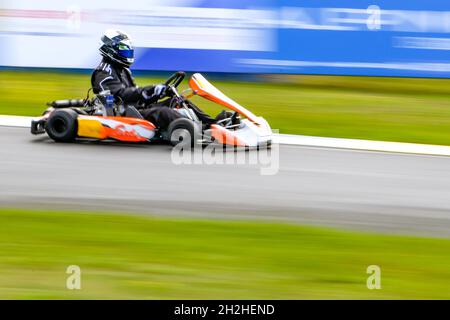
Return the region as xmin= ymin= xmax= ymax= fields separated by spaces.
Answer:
xmin=1 ymin=126 xmax=450 ymax=236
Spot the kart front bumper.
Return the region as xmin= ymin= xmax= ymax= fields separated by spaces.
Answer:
xmin=31 ymin=118 xmax=46 ymax=135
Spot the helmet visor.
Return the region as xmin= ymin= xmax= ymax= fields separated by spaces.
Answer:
xmin=118 ymin=49 xmax=134 ymax=59
xmin=118 ymin=43 xmax=134 ymax=59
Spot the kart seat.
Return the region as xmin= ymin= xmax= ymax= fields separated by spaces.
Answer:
xmin=125 ymin=105 xmax=143 ymax=119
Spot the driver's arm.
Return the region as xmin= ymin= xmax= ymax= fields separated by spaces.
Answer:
xmin=93 ymin=69 xmax=153 ymax=103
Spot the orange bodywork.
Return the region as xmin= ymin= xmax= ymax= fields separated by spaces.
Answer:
xmin=189 ymin=74 xmax=261 ymax=125
xmin=77 ymin=116 xmax=156 ymax=142
xmin=209 ymin=124 xmax=247 ymax=147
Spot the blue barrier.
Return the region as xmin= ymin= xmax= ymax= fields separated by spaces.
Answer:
xmin=1 ymin=0 xmax=450 ymax=77
xmin=132 ymin=0 xmax=450 ymax=77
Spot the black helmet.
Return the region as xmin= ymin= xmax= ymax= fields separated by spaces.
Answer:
xmin=99 ymin=29 xmax=134 ymax=67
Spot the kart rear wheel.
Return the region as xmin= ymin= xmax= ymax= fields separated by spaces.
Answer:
xmin=167 ymin=118 xmax=200 ymax=148
xmin=45 ymin=109 xmax=78 ymax=142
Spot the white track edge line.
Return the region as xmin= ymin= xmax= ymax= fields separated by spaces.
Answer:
xmin=1 ymin=115 xmax=450 ymax=156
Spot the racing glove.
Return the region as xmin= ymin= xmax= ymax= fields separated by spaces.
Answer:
xmin=141 ymin=84 xmax=167 ymax=103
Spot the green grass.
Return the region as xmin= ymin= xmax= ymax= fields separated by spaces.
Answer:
xmin=1 ymin=70 xmax=450 ymax=145
xmin=0 ymin=209 xmax=449 ymax=299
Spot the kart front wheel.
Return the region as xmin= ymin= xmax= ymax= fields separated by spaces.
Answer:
xmin=167 ymin=118 xmax=200 ymax=148
xmin=45 ymin=109 xmax=78 ymax=142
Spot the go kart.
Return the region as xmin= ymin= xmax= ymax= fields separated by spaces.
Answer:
xmin=31 ymin=72 xmax=272 ymax=148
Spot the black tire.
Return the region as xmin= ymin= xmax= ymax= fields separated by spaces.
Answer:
xmin=167 ymin=118 xmax=200 ymax=148
xmin=45 ymin=109 xmax=78 ymax=142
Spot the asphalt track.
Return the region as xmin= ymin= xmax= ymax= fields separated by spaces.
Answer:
xmin=1 ymin=126 xmax=450 ymax=237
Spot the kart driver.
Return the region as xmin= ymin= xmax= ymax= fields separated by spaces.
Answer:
xmin=91 ymin=29 xmax=215 ymax=129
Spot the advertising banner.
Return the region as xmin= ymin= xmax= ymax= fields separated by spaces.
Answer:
xmin=1 ymin=1 xmax=449 ymax=77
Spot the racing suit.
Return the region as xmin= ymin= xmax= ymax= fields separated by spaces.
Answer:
xmin=91 ymin=58 xmax=214 ymax=129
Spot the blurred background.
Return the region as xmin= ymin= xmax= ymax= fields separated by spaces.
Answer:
xmin=3 ymin=0 xmax=450 ymax=77
xmin=2 ymin=0 xmax=450 ymax=144
xmin=0 ymin=0 xmax=450 ymax=299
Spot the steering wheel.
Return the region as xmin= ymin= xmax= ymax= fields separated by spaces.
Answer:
xmin=164 ymin=71 xmax=185 ymax=88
